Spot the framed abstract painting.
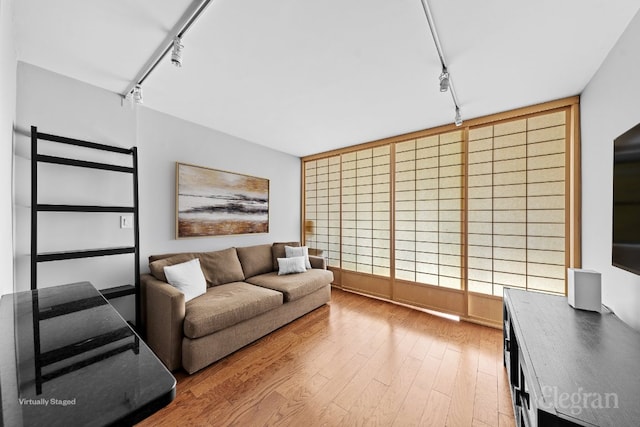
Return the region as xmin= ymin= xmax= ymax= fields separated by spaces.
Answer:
xmin=176 ymin=162 xmax=269 ymax=238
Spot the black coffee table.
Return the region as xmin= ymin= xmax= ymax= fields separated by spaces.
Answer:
xmin=0 ymin=282 xmax=176 ymax=426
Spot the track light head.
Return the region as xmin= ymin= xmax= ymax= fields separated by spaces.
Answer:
xmin=133 ymin=84 xmax=143 ymax=104
xmin=171 ymin=36 xmax=184 ymax=67
xmin=454 ymin=107 xmax=462 ymax=127
xmin=439 ymin=69 xmax=449 ymax=92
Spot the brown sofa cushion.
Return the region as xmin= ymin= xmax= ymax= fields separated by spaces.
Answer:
xmin=245 ymin=269 xmax=333 ymax=302
xmin=149 ymin=253 xmax=197 ymax=282
xmin=236 ymin=244 xmax=273 ymax=279
xmin=149 ymin=247 xmax=245 ymax=287
xmin=183 ymin=282 xmax=283 ymax=339
xmin=271 ymin=241 xmax=300 ymax=271
xmin=149 ymin=252 xmax=187 ymax=263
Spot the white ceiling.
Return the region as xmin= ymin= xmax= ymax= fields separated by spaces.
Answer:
xmin=14 ymin=0 xmax=640 ymax=157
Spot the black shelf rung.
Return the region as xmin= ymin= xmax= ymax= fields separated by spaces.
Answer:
xmin=36 ymin=154 xmax=134 ymax=173
xmin=39 ymin=295 xmax=107 ymax=320
xmin=36 ymin=131 xmax=133 ymax=155
xmin=39 ymin=326 xmax=134 ymax=367
xmin=37 ymin=246 xmax=136 ymax=262
xmin=37 ymin=204 xmax=135 ymax=213
xmin=100 ymin=285 xmax=136 ymax=300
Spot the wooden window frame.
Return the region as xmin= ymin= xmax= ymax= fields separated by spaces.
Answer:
xmin=301 ymin=96 xmax=581 ymax=328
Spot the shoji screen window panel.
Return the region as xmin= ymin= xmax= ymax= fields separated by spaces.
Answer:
xmin=395 ymin=140 xmax=418 ymax=283
xmin=355 ymin=149 xmax=374 ymax=275
xmin=393 ymin=131 xmax=466 ymax=316
xmin=304 ymin=157 xmax=341 ymax=268
xmin=467 ymin=110 xmax=567 ymax=298
xmin=304 ymin=161 xmax=318 ymax=251
xmin=371 ymin=146 xmax=391 ymax=278
xmin=341 ymin=152 xmax=357 ymax=272
xmin=341 ymin=146 xmax=392 ymax=298
xmin=526 ymin=111 xmax=567 ymax=294
xmin=326 ymin=156 xmax=341 ymax=268
xmin=437 ymin=132 xmax=464 ymax=290
xmin=302 ymin=97 xmax=580 ymax=327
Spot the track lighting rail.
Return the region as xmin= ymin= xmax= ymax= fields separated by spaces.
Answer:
xmin=419 ymin=0 xmax=462 ymax=125
xmin=122 ymin=0 xmax=213 ymax=100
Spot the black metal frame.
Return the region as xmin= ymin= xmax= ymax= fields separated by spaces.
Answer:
xmin=30 ymin=126 xmax=141 ymax=327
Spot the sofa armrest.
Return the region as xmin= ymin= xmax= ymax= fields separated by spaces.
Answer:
xmin=141 ymin=273 xmax=185 ymax=371
xmin=309 ymin=255 xmax=327 ymax=270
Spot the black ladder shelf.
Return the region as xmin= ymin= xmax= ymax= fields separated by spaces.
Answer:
xmin=30 ymin=126 xmax=141 ymax=327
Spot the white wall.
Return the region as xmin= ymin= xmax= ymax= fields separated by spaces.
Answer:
xmin=0 ymin=0 xmax=17 ymax=297
xmin=14 ymin=62 xmax=139 ymax=318
xmin=581 ymin=10 xmax=640 ymax=330
xmin=137 ymin=107 xmax=301 ymax=263
xmin=14 ymin=63 xmax=301 ymax=321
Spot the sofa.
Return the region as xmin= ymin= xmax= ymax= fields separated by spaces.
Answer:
xmin=140 ymin=242 xmax=333 ymax=374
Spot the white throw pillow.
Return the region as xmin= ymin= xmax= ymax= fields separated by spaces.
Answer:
xmin=277 ymin=256 xmax=307 ymax=275
xmin=285 ymin=245 xmax=311 ymax=269
xmin=163 ymin=258 xmax=207 ymax=302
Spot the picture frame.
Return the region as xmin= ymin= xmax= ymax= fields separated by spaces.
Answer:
xmin=175 ymin=162 xmax=269 ymax=238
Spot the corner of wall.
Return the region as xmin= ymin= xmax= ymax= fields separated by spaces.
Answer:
xmin=580 ymin=8 xmax=640 ymax=331
xmin=1 ymin=0 xmax=17 ymax=296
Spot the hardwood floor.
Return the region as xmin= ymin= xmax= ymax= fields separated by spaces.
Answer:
xmin=137 ymin=288 xmax=515 ymax=427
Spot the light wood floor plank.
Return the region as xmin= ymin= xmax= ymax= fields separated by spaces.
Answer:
xmin=497 ymin=358 xmax=514 ymax=417
xmin=373 ymin=324 xmax=419 ymax=386
xmin=339 ymin=378 xmax=388 ymax=426
xmin=421 ymin=390 xmax=451 ymax=427
xmin=432 ymin=347 xmax=462 ymax=397
xmin=228 ymin=389 xmax=287 ymax=426
xmin=499 ymin=411 xmax=517 ymax=427
xmin=136 ymin=288 xmax=514 ymax=427
xmin=427 ymin=336 xmax=448 ymax=360
xmin=282 ymin=352 xmax=368 ymax=425
xmin=445 ymin=345 xmax=479 ymax=426
xmin=313 ymin=402 xmax=348 ymax=427
xmin=334 ymin=323 xmax=409 ymax=410
xmin=391 ymin=354 xmax=441 ymax=426
xmin=365 ymin=355 xmax=422 ymax=426
xmin=473 ymin=371 xmax=500 ymax=426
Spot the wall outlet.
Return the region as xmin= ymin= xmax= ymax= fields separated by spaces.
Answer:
xmin=120 ymin=215 xmax=133 ymax=229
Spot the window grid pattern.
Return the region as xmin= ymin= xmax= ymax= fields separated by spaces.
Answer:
xmin=341 ymin=146 xmax=391 ymax=276
xmin=467 ymin=111 xmax=566 ymax=296
xmin=304 ymin=157 xmax=341 ymax=267
xmin=394 ymin=132 xmax=464 ymax=289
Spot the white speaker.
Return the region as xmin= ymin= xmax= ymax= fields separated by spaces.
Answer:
xmin=567 ymin=268 xmax=601 ymax=312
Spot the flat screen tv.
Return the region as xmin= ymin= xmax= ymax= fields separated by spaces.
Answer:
xmin=613 ymin=122 xmax=640 ymax=275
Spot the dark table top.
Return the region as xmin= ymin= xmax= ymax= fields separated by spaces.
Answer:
xmin=0 ymin=282 xmax=175 ymax=427
xmin=505 ymin=288 xmax=640 ymax=426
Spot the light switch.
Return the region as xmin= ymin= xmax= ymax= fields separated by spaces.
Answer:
xmin=120 ymin=215 xmax=133 ymax=229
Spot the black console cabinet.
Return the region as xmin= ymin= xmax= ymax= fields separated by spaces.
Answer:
xmin=503 ymin=288 xmax=640 ymax=427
